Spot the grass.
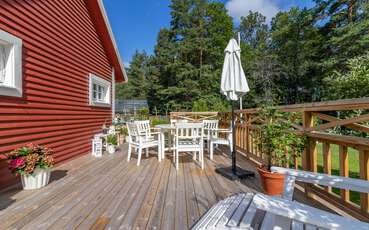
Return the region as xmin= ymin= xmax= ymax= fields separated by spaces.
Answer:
xmin=310 ymin=143 xmax=360 ymax=204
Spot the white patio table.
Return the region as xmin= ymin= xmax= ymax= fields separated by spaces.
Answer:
xmin=155 ymin=124 xmax=175 ymax=160
xmin=156 ymin=123 xmax=208 ymax=161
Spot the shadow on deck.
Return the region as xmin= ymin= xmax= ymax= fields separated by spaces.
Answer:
xmin=0 ymin=144 xmax=329 ymax=229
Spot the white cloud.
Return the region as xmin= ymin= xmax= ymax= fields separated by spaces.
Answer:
xmin=123 ymin=62 xmax=131 ymax=68
xmin=226 ymin=0 xmax=280 ymax=23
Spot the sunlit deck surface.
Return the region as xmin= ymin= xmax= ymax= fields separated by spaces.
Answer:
xmin=0 ymin=145 xmax=327 ymax=230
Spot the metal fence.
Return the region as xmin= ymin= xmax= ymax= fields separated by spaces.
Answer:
xmin=115 ymin=99 xmax=148 ymax=115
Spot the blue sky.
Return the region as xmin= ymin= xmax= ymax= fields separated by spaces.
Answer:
xmin=104 ymin=0 xmax=315 ymax=66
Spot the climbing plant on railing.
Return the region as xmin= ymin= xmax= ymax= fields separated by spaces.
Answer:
xmin=255 ymin=107 xmax=306 ymax=170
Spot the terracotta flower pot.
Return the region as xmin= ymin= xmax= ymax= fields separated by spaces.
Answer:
xmin=257 ymin=167 xmax=285 ymax=196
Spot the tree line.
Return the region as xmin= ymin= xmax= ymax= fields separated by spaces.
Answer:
xmin=116 ymin=0 xmax=369 ymax=114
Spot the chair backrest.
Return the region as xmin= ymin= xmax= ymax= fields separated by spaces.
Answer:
xmin=271 ymin=167 xmax=369 ymax=201
xmin=127 ymin=122 xmax=140 ymax=143
xmin=134 ymin=120 xmax=151 ymax=136
xmin=175 ymin=123 xmax=203 ymax=140
xmin=202 ymin=120 xmax=219 ymax=138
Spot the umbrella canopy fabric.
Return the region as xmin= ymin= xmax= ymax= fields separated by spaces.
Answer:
xmin=220 ymin=38 xmax=249 ymax=101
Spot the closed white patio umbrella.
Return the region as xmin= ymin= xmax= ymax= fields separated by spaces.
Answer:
xmin=221 ymin=38 xmax=249 ymax=101
xmin=217 ymin=38 xmax=254 ymax=180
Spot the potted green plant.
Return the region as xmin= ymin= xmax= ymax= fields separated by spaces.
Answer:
xmin=119 ymin=126 xmax=129 ymax=144
xmin=255 ymin=107 xmax=306 ymax=195
xmin=106 ymin=134 xmax=118 ymax=154
xmin=7 ymin=144 xmax=54 ymax=190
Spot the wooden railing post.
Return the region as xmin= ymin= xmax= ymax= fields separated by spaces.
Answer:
xmin=246 ymin=114 xmax=250 ymax=154
xmin=302 ymin=111 xmax=317 ymax=198
xmin=359 ymin=149 xmax=369 ymax=213
xmin=339 ymin=145 xmax=349 ymax=202
xmin=302 ymin=111 xmax=315 ymax=171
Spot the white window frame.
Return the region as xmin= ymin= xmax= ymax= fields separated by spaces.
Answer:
xmin=89 ymin=73 xmax=111 ymax=107
xmin=0 ymin=30 xmax=22 ymax=97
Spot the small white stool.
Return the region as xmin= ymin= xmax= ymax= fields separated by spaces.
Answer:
xmin=92 ymin=137 xmax=103 ymax=157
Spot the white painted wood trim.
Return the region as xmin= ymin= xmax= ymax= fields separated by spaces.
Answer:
xmin=96 ymin=0 xmax=128 ymax=82
xmin=271 ymin=167 xmax=369 ymax=194
xmin=111 ymin=67 xmax=115 ymax=119
xmin=0 ymin=29 xmax=22 ymax=97
xmin=253 ymin=193 xmax=369 ymax=230
xmin=89 ymin=73 xmax=111 ymax=107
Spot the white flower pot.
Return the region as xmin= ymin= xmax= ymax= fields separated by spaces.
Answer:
xmin=125 ymin=136 xmax=129 ymax=143
xmin=107 ymin=144 xmax=116 ymax=154
xmin=21 ymin=168 xmax=51 ymax=190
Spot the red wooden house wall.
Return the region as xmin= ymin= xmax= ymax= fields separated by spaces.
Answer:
xmin=0 ymin=0 xmax=124 ymax=189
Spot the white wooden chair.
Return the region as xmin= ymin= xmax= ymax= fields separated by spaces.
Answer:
xmin=126 ymin=122 xmax=160 ymax=166
xmin=209 ymin=128 xmax=232 ymax=160
xmin=266 ymin=167 xmax=369 ymax=229
xmin=192 ymin=168 xmax=369 ymax=229
xmin=169 ymin=119 xmax=188 ymax=152
xmin=174 ymin=123 xmax=204 ymax=170
xmin=192 ymin=192 xmax=369 ymax=230
xmin=134 ymin=120 xmax=151 ymax=136
xmin=134 ymin=120 xmax=161 ymax=156
xmin=202 ymin=120 xmax=219 ymax=155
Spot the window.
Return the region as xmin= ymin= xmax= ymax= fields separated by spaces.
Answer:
xmin=89 ymin=74 xmax=111 ymax=106
xmin=0 ymin=30 xmax=22 ymax=97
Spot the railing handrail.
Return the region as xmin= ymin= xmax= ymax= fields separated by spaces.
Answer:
xmin=231 ymin=97 xmax=369 ymax=114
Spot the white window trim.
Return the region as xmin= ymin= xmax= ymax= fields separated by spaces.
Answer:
xmin=0 ymin=30 xmax=22 ymax=97
xmin=89 ymin=73 xmax=111 ymax=107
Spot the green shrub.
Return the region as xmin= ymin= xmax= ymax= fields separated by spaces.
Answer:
xmin=256 ymin=107 xmax=306 ymax=169
xmin=107 ymin=135 xmax=118 ymax=146
xmin=119 ymin=127 xmax=128 ymax=136
xmin=151 ymin=117 xmax=169 ymax=126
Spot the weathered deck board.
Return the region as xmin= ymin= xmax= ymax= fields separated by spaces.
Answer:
xmin=1 ymin=154 xmax=117 ymax=229
xmin=0 ymin=144 xmax=326 ymax=229
xmin=132 ymin=156 xmax=167 ymax=229
xmin=175 ymin=158 xmax=188 ymax=230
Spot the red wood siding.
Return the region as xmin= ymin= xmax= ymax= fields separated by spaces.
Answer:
xmin=0 ymin=0 xmax=114 ymax=189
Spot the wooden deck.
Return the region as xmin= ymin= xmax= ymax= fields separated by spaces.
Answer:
xmin=0 ymin=144 xmax=327 ymax=230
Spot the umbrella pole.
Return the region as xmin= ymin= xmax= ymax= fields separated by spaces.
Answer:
xmin=231 ymin=101 xmax=236 ymax=174
xmin=215 ymin=101 xmax=255 ymax=180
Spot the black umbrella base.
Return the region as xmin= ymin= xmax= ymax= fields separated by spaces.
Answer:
xmin=215 ymin=166 xmax=255 ymax=181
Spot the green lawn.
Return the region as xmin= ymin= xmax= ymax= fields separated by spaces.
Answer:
xmin=304 ymin=143 xmax=360 ymax=204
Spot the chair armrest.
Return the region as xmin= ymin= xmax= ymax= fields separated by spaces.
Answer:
xmin=214 ymin=128 xmax=232 ymax=133
xmin=150 ymin=132 xmax=161 ymax=135
xmin=251 ymin=194 xmax=369 ymax=230
xmin=271 ymin=166 xmax=369 ymax=194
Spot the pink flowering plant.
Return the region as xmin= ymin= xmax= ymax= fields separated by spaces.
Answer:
xmin=7 ymin=144 xmax=54 ymax=176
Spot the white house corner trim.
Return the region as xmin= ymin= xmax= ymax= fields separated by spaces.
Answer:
xmin=112 ymin=67 xmax=116 ymax=120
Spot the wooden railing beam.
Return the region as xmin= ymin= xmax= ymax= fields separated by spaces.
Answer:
xmin=314 ymin=113 xmax=369 ymax=133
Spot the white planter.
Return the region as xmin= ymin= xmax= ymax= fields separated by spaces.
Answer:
xmin=125 ymin=136 xmax=129 ymax=143
xmin=107 ymin=144 xmax=116 ymax=154
xmin=21 ymin=168 xmax=51 ymax=190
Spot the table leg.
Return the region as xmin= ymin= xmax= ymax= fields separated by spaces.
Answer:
xmin=158 ymin=133 xmax=161 ymax=162
xmin=161 ymin=131 xmax=165 ymax=160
